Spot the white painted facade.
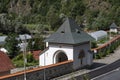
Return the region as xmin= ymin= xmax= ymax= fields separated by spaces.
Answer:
xmin=39 ymin=42 xmax=93 ymax=70
xmin=39 ymin=18 xmax=93 ymax=70
xmin=39 ymin=43 xmax=73 ymax=66
xmin=110 ymin=29 xmax=117 ymax=33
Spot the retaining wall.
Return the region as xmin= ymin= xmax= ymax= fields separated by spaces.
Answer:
xmin=0 ymin=60 xmax=73 ymax=80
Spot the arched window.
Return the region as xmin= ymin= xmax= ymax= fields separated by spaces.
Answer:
xmin=78 ymin=50 xmax=85 ymax=59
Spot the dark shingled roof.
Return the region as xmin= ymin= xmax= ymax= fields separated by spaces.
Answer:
xmin=45 ymin=18 xmax=94 ymax=44
xmin=110 ymin=23 xmax=118 ymax=29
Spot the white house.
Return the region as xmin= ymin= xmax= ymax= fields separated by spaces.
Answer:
xmin=0 ymin=36 xmax=7 ymax=45
xmin=89 ymin=30 xmax=107 ymax=41
xmin=110 ymin=23 xmax=118 ymax=33
xmin=39 ymin=18 xmax=94 ymax=70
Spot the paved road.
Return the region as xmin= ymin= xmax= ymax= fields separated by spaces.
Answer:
xmin=92 ymin=68 xmax=120 ymax=80
xmin=52 ymin=59 xmax=120 ymax=80
xmin=88 ymin=59 xmax=120 ymax=79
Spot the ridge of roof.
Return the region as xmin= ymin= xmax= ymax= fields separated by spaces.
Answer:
xmin=45 ymin=18 xmax=94 ymax=44
xmin=110 ymin=23 xmax=118 ymax=28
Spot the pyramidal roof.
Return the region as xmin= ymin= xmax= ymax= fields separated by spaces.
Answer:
xmin=110 ymin=23 xmax=118 ymax=29
xmin=45 ymin=18 xmax=94 ymax=44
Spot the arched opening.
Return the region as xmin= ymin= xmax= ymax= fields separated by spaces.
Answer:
xmin=54 ymin=51 xmax=68 ymax=63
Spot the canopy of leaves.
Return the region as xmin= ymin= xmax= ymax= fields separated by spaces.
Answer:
xmin=27 ymin=36 xmax=44 ymax=51
xmin=4 ymin=33 xmax=20 ymax=58
xmin=0 ymin=0 xmax=120 ymax=31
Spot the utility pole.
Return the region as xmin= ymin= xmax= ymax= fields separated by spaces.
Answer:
xmin=44 ymin=42 xmax=46 ymax=80
xmin=23 ymin=35 xmax=27 ymax=80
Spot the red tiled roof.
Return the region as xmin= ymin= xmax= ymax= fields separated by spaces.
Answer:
xmin=32 ymin=50 xmax=42 ymax=60
xmin=0 ymin=51 xmax=14 ymax=72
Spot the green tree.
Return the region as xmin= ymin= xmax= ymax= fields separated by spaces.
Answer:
xmin=46 ymin=5 xmax=60 ymax=30
xmin=27 ymin=36 xmax=44 ymax=51
xmin=71 ymin=1 xmax=86 ymax=18
xmin=32 ymin=37 xmax=44 ymax=50
xmin=4 ymin=33 xmax=20 ymax=58
xmin=0 ymin=0 xmax=10 ymax=13
xmin=27 ymin=38 xmax=34 ymax=51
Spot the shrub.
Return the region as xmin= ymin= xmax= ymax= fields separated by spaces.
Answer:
xmin=12 ymin=52 xmax=38 ymax=67
xmin=91 ymin=41 xmax=97 ymax=48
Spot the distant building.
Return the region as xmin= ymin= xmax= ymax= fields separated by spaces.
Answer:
xmin=110 ymin=23 xmax=118 ymax=33
xmin=89 ymin=30 xmax=107 ymax=41
xmin=39 ymin=18 xmax=94 ymax=70
xmin=0 ymin=51 xmax=14 ymax=76
xmin=32 ymin=50 xmax=42 ymax=60
xmin=0 ymin=36 xmax=7 ymax=45
xmin=0 ymin=34 xmax=32 ymax=45
xmin=0 ymin=48 xmax=8 ymax=53
xmin=18 ymin=34 xmax=32 ymax=41
xmin=0 ymin=34 xmax=32 ymax=51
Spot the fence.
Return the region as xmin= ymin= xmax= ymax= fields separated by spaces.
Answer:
xmin=92 ymin=35 xmax=120 ymax=59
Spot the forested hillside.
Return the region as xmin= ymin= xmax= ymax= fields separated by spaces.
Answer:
xmin=0 ymin=0 xmax=120 ymax=34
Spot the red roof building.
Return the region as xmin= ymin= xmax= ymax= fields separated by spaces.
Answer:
xmin=0 ymin=51 xmax=14 ymax=76
xmin=32 ymin=50 xmax=41 ymax=60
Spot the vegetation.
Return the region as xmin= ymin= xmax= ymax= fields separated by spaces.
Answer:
xmin=12 ymin=52 xmax=38 ymax=67
xmin=0 ymin=0 xmax=120 ymax=33
xmin=94 ymin=39 xmax=120 ymax=59
xmin=91 ymin=41 xmax=97 ymax=48
xmin=0 ymin=14 xmax=30 ymax=35
xmin=83 ymin=74 xmax=90 ymax=80
xmin=4 ymin=33 xmax=20 ymax=58
xmin=27 ymin=36 xmax=44 ymax=51
xmin=97 ymin=36 xmax=109 ymax=44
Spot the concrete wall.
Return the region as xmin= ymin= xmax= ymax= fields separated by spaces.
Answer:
xmin=39 ymin=43 xmax=73 ymax=66
xmin=73 ymin=42 xmax=93 ymax=70
xmin=0 ymin=60 xmax=73 ymax=80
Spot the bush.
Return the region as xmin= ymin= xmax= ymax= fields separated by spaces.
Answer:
xmin=94 ymin=35 xmax=120 ymax=60
xmin=13 ymin=60 xmax=24 ymax=67
xmin=106 ymin=49 xmax=110 ymax=55
xmin=27 ymin=53 xmax=34 ymax=63
xmin=12 ymin=53 xmax=38 ymax=67
xmin=91 ymin=41 xmax=97 ymax=48
xmin=95 ymin=53 xmax=102 ymax=59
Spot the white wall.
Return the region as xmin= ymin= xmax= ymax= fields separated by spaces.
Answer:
xmin=110 ymin=29 xmax=117 ymax=33
xmin=39 ymin=43 xmax=73 ymax=66
xmin=39 ymin=42 xmax=93 ymax=70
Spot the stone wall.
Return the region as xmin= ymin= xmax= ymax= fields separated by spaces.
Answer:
xmin=0 ymin=60 xmax=73 ymax=80
xmin=0 ymin=71 xmax=10 ymax=77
